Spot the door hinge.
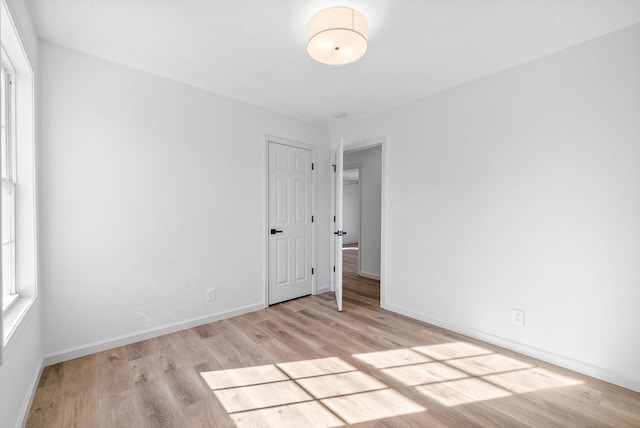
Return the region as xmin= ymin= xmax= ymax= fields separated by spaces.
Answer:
xmin=332 ymin=164 xmax=336 ymax=172
xmin=333 ymin=265 xmax=336 ymax=272
xmin=311 ymin=215 xmax=314 ymax=222
xmin=312 ymin=163 xmax=315 ymax=170
xmin=312 ymin=268 xmax=314 ymax=275
xmin=333 ymin=215 xmax=336 ymax=222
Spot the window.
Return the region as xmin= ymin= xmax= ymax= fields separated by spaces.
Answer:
xmin=1 ymin=0 xmax=37 ymax=363
xmin=1 ymin=50 xmax=17 ymax=312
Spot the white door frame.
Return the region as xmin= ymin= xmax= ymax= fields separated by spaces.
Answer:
xmin=331 ymin=137 xmax=386 ymax=308
xmin=334 ymin=138 xmax=344 ymax=311
xmin=264 ymin=135 xmax=317 ymax=308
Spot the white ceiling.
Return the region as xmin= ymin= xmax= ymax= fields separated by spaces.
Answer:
xmin=26 ymin=0 xmax=640 ymax=127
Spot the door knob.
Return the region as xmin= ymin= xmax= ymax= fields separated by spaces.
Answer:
xmin=270 ymin=229 xmax=283 ymax=234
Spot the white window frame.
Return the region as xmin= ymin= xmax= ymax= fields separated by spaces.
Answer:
xmin=2 ymin=49 xmax=18 ymax=313
xmin=1 ymin=0 xmax=38 ymax=364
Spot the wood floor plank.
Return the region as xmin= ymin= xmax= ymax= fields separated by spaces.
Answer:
xmin=259 ymin=318 xmax=327 ymax=360
xmin=202 ymin=333 xmax=248 ymax=370
xmin=56 ymin=354 xmax=99 ymax=428
xmin=129 ymin=354 xmax=180 ymax=427
xmin=219 ymin=321 xmax=278 ymax=367
xmin=35 ymin=362 xmax=64 ymax=388
xmin=25 ymin=383 xmax=60 ymax=428
xmin=98 ymin=389 xmax=147 ymax=428
xmin=125 ymin=338 xmax=156 ymax=361
xmin=227 ymin=311 xmax=274 ymax=344
xmin=97 ymin=346 xmax=131 ymax=401
xmin=26 ymin=246 xmax=640 ymax=427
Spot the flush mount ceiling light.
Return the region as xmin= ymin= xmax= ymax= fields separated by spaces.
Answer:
xmin=306 ymin=7 xmax=368 ymax=65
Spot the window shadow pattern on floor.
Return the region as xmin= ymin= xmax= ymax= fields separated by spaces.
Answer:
xmin=200 ymin=341 xmax=581 ymax=427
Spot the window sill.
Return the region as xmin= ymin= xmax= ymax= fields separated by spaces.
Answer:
xmin=2 ymin=295 xmax=36 ymax=363
xmin=2 ymin=294 xmax=19 ymax=312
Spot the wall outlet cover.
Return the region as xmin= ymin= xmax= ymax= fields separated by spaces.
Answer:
xmin=512 ymin=308 xmax=525 ymax=327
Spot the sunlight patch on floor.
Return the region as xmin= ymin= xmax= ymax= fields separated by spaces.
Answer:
xmin=297 ymin=371 xmax=387 ymax=399
xmin=485 ymin=367 xmax=582 ymax=394
xmin=277 ymin=357 xmax=356 ymax=379
xmin=413 ymin=341 xmax=493 ymax=360
xmin=201 ymin=340 xmax=584 ymax=425
xmin=201 ymin=356 xmax=426 ymax=427
xmin=416 ymin=377 xmax=512 ymax=406
xmin=213 ymin=380 xmax=311 ymax=413
xmin=230 ymin=401 xmax=344 ymax=428
xmin=353 ymin=348 xmax=431 ymax=369
xmin=354 ymin=341 xmax=583 ymax=407
xmin=382 ymin=361 xmax=469 ymax=386
xmin=446 ymin=353 xmax=533 ymax=376
xmin=322 ymin=389 xmax=427 ymax=424
xmin=201 ymin=363 xmax=287 ymax=389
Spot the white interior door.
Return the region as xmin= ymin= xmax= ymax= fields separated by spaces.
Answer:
xmin=268 ymin=142 xmax=313 ymax=305
xmin=334 ymin=138 xmax=344 ymax=311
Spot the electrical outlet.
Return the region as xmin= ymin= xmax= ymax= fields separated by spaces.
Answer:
xmin=206 ymin=288 xmax=216 ymax=302
xmin=512 ymin=308 xmax=525 ymax=327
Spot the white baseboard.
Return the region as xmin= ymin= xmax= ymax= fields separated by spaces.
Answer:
xmin=315 ymin=285 xmax=331 ymax=294
xmin=382 ymin=302 xmax=640 ymax=393
xmin=18 ymin=359 xmax=44 ymax=428
xmin=359 ymin=271 xmax=380 ymax=280
xmin=43 ymin=303 xmax=264 ymax=366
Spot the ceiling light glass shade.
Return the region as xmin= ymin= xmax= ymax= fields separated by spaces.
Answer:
xmin=306 ymin=7 xmax=368 ymax=65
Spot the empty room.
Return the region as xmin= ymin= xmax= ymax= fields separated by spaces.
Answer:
xmin=1 ymin=0 xmax=639 ymax=426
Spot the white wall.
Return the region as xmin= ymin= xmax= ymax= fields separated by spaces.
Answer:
xmin=0 ymin=304 xmax=42 ymax=428
xmin=344 ymin=147 xmax=382 ymax=278
xmin=38 ymin=42 xmax=331 ymax=361
xmin=335 ymin=24 xmax=640 ymax=391
xmin=0 ymin=1 xmax=43 ymax=427
xmin=342 ymin=181 xmax=360 ymax=245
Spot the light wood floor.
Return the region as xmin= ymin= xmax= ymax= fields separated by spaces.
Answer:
xmin=27 ymin=247 xmax=640 ymax=427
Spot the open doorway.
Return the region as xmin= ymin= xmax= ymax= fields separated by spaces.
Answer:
xmin=342 ymin=145 xmax=382 ymax=305
xmin=342 ymin=166 xmax=360 ymax=277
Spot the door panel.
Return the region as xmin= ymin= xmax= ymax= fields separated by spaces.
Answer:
xmin=276 ymin=153 xmax=289 ymax=170
xmin=276 ymin=177 xmax=290 ymax=224
xmin=269 ymin=142 xmax=313 ymax=305
xmin=334 ymin=139 xmax=344 ymax=312
xmin=276 ymin=238 xmax=289 ymax=285
xmin=295 ymin=179 xmax=306 ymax=223
xmin=295 ymin=236 xmax=308 ymax=281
